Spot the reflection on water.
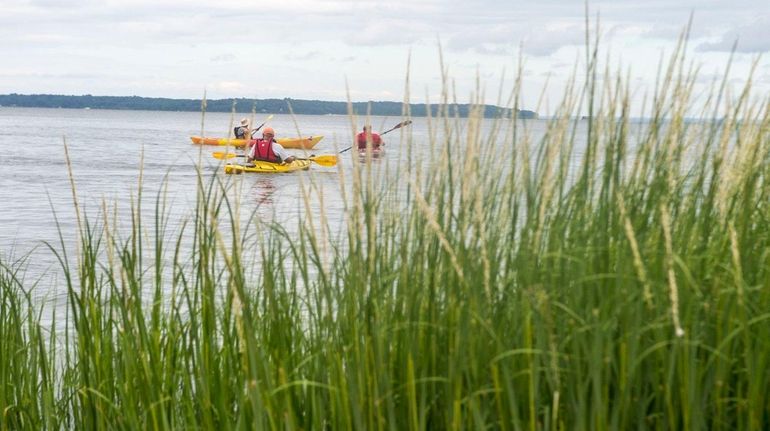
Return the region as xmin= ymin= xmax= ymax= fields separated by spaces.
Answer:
xmin=357 ymin=147 xmax=386 ymax=162
xmin=251 ymin=176 xmax=277 ymax=206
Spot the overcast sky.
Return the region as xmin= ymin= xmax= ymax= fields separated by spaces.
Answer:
xmin=2 ymin=0 xmax=768 ymax=114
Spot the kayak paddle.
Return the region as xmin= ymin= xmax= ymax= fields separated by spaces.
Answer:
xmin=212 ymin=152 xmax=244 ymax=160
xmin=381 ymin=119 xmax=412 ymax=135
xmin=340 ymin=119 xmax=412 ymax=154
xmin=299 ymin=154 xmax=337 ymax=167
xmin=250 ymin=114 xmax=274 ymax=136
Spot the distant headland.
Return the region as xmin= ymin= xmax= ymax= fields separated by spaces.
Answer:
xmin=0 ymin=93 xmax=538 ymax=119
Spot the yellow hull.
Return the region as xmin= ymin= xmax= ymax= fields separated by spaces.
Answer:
xmin=190 ymin=135 xmax=323 ymax=149
xmin=224 ymin=159 xmax=312 ymax=174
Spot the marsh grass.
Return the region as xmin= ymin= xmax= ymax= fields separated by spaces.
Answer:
xmin=2 ymin=33 xmax=770 ymax=429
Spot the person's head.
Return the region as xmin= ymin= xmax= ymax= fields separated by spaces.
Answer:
xmin=262 ymin=127 xmax=275 ymax=139
xmin=362 ymin=125 xmax=371 ymax=132
xmin=240 ymin=118 xmax=250 ymax=127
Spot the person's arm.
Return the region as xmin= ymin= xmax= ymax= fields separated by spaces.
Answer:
xmin=246 ymin=139 xmax=256 ymax=161
xmin=271 ymin=142 xmax=295 ymax=163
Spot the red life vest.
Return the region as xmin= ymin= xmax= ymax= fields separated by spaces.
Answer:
xmin=248 ymin=139 xmax=280 ymax=162
xmin=356 ymin=131 xmax=382 ymax=149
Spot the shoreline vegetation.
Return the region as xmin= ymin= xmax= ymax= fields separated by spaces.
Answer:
xmin=2 ymin=31 xmax=770 ymax=428
xmin=0 ymin=93 xmax=538 ymax=119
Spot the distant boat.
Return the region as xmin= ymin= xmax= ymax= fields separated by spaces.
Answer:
xmin=84 ymin=107 xmax=91 ymax=110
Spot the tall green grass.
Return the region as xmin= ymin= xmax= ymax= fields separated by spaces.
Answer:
xmin=2 ymin=34 xmax=770 ymax=429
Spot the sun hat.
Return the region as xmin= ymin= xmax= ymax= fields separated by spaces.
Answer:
xmin=240 ymin=118 xmax=250 ymax=126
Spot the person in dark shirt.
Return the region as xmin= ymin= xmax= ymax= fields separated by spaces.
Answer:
xmin=234 ymin=118 xmax=251 ymax=139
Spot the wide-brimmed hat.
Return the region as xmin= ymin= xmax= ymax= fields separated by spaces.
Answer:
xmin=240 ymin=118 xmax=250 ymax=126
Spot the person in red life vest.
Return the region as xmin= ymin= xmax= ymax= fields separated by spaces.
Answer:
xmin=247 ymin=127 xmax=296 ymax=163
xmin=356 ymin=125 xmax=383 ymax=150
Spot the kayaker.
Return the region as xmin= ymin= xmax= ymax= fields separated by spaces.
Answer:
xmin=247 ymin=127 xmax=296 ymax=164
xmin=356 ymin=125 xmax=383 ymax=150
xmin=234 ymin=118 xmax=251 ymax=139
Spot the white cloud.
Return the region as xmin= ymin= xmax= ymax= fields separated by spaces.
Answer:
xmin=211 ymin=81 xmax=248 ymax=92
xmin=523 ymin=24 xmax=584 ymax=56
xmin=696 ymin=17 xmax=770 ymax=53
xmin=0 ymin=0 xmax=768 ymax=110
xmin=345 ymin=19 xmax=430 ymax=46
xmin=211 ymin=54 xmax=236 ymax=63
xmin=284 ymin=51 xmax=321 ymax=61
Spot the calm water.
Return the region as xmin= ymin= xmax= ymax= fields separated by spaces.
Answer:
xmin=0 ymin=107 xmax=572 ymax=296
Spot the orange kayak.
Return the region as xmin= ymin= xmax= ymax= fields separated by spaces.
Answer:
xmin=190 ymin=135 xmax=323 ymax=149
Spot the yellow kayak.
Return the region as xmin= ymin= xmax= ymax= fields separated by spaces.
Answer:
xmin=224 ymin=159 xmax=312 ymax=174
xmin=191 ymin=135 xmax=323 ymax=149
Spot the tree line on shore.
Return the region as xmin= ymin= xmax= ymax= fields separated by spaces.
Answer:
xmin=0 ymin=93 xmax=538 ymax=119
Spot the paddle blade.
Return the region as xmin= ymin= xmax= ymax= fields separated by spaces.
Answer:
xmin=382 ymin=119 xmax=412 ymax=135
xmin=253 ymin=114 xmax=275 ymax=133
xmin=212 ymin=152 xmax=238 ymax=160
xmin=309 ymin=154 xmax=337 ymax=167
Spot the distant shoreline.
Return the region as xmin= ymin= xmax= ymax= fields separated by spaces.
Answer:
xmin=0 ymin=93 xmax=538 ymax=119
